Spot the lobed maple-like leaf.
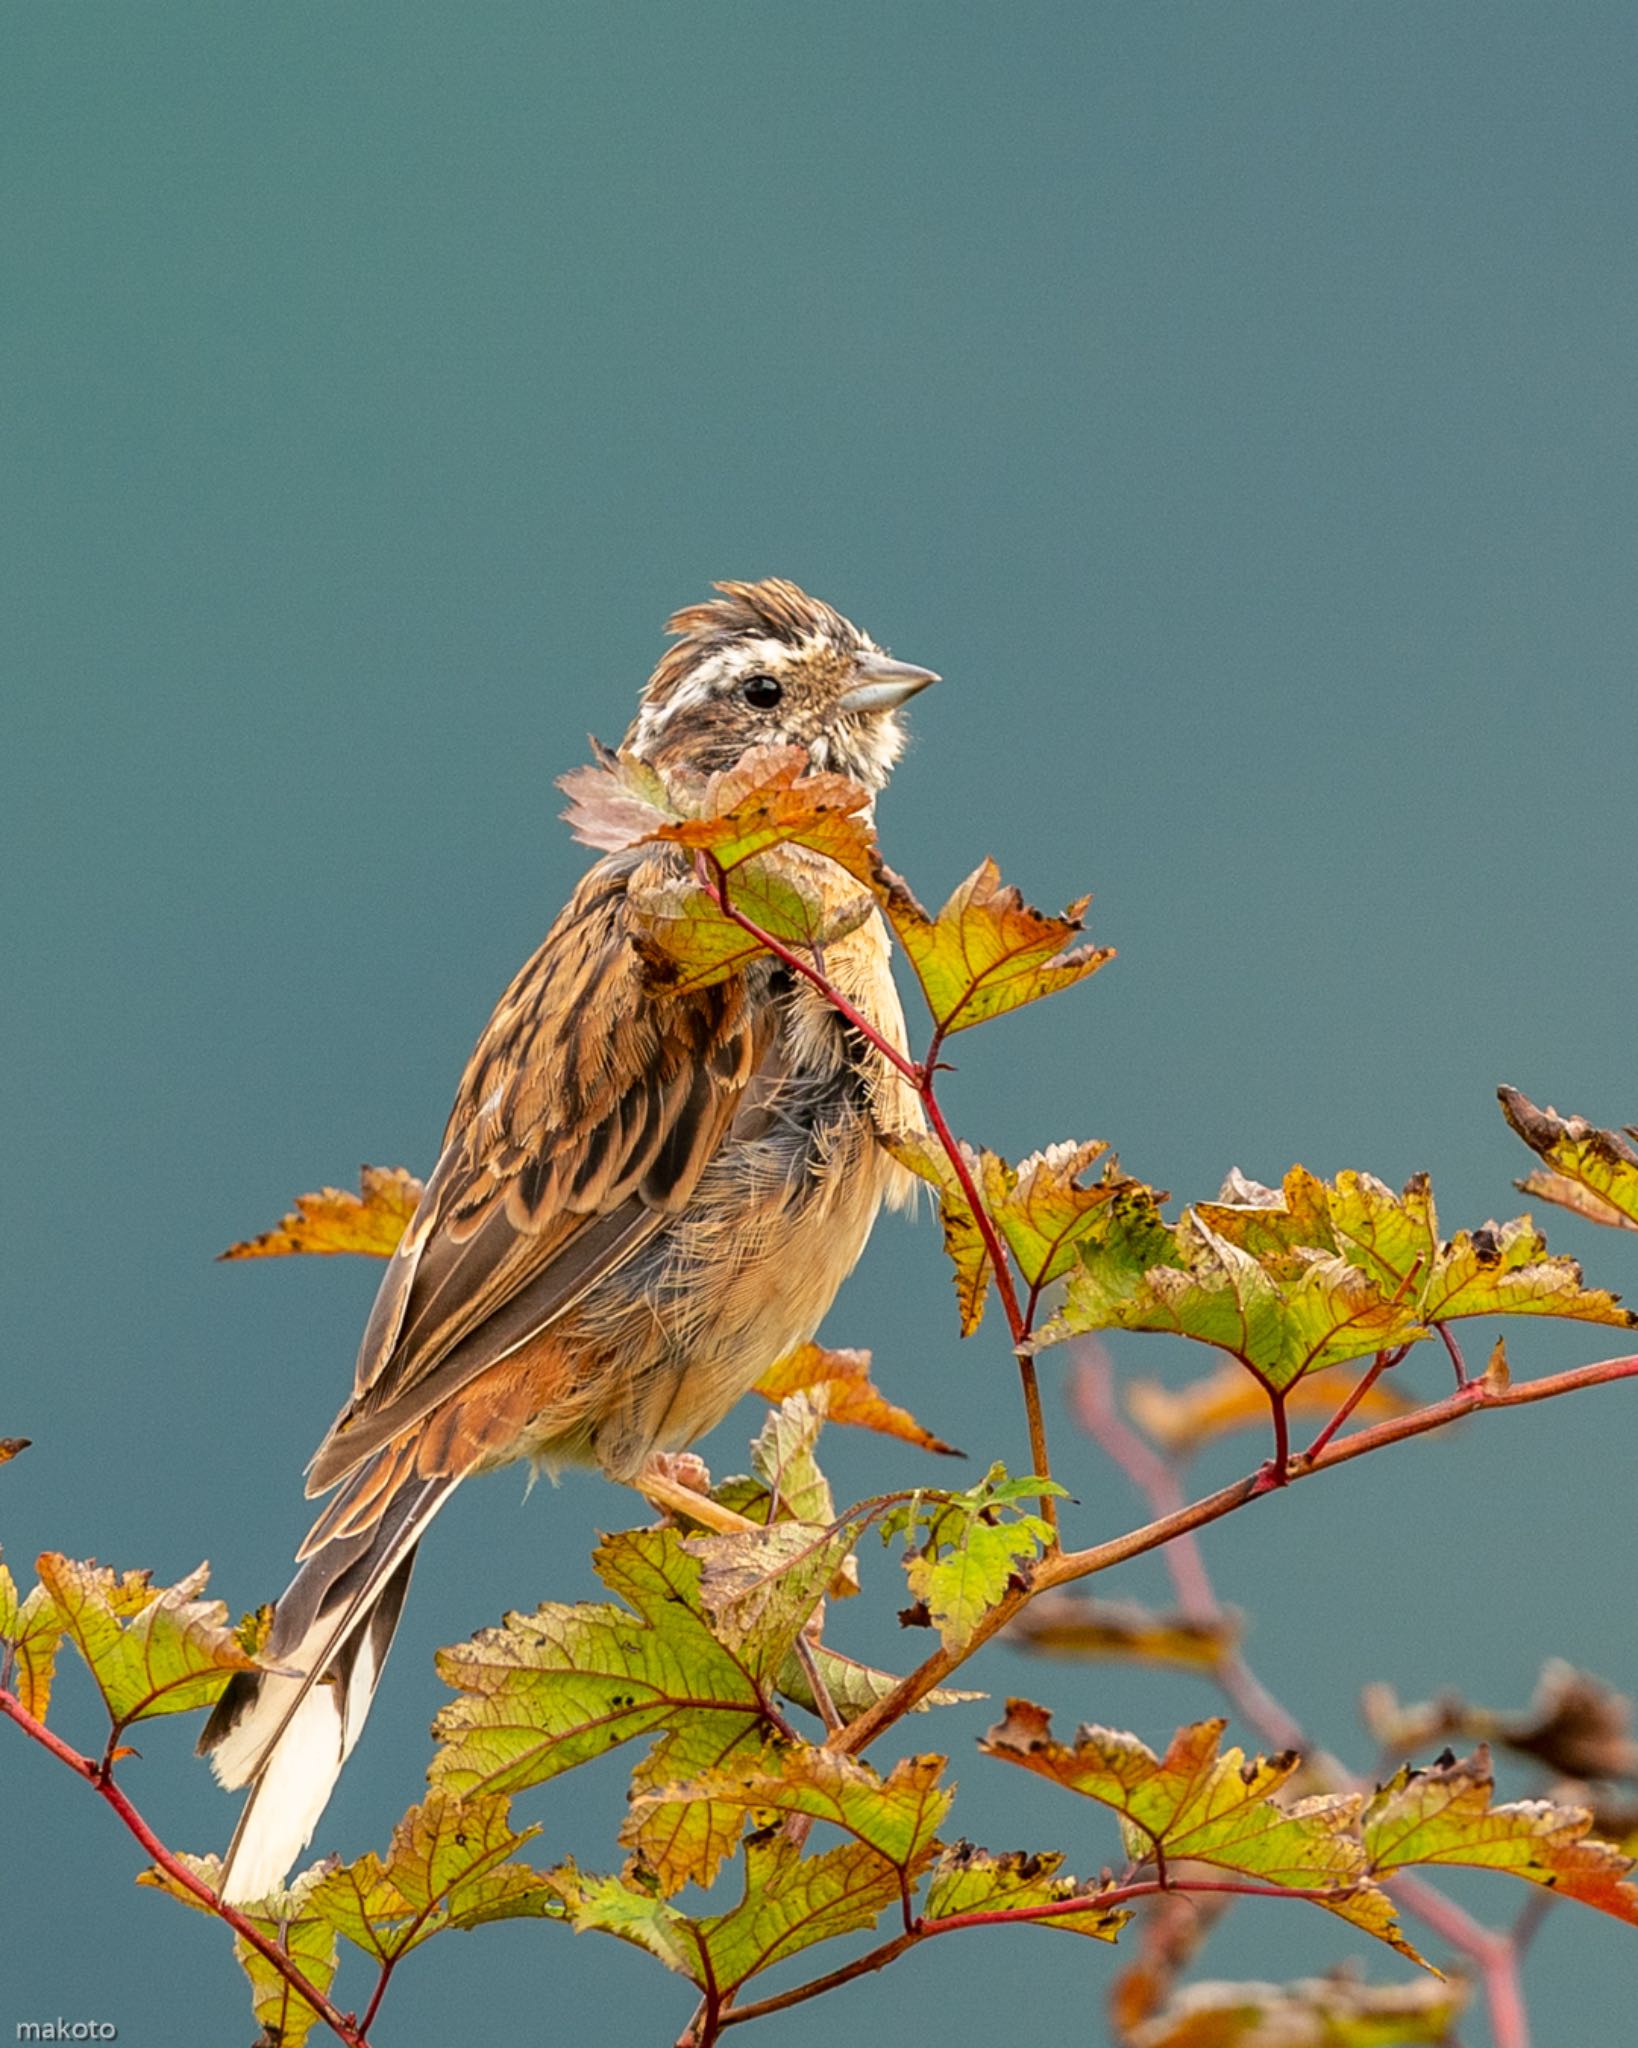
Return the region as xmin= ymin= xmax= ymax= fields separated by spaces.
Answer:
xmin=980 ymin=1704 xmax=1419 ymax=1963
xmin=1364 ymin=1745 xmax=1638 ymax=1922
xmin=646 ymin=743 xmax=881 ymax=885
xmin=1124 ymin=1972 xmax=1466 ymax=2048
xmin=548 ymin=1830 xmax=902 ymax=1995
xmin=752 ymin=1341 xmax=960 ymax=1456
xmin=685 ymin=1521 xmax=855 ymax=1662
xmin=558 ymin=743 xmax=675 ymax=852
xmin=1500 ymin=1086 xmax=1638 ymax=1232
xmin=0 ymin=1552 xmax=65 ymax=1719
xmin=430 ymin=1527 xmax=799 ymax=1893
xmin=36 ymin=1555 xmax=267 ymax=1731
xmin=885 ymin=857 xmax=1113 ymax=1037
xmin=880 ymin=1129 xmax=994 ymax=1335
xmin=219 ymin=1164 xmax=424 ymax=1260
xmin=1125 ymin=1358 xmax=1416 ymax=1457
xmin=1040 ymin=1197 xmax=1427 ymax=1394
xmin=774 ymin=1641 xmax=983 ymax=1726
xmin=886 ymin=1466 xmax=1062 ymax=1652
xmin=634 ymin=1744 xmax=951 ymax=1880
xmin=980 ymin=1139 xmax=1140 ymax=1291
xmin=306 ymin=1791 xmax=556 ymax=1960
xmin=714 ymin=1392 xmax=840 ymax=1531
xmin=1197 ymin=1165 xmax=1632 ymax=1332
xmin=140 ymin=1855 xmax=340 ymax=2048
xmin=923 ymin=1841 xmax=1131 ymax=1940
xmin=1005 ymin=1590 xmax=1238 ymax=1673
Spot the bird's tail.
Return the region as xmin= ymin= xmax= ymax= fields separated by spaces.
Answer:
xmin=199 ymin=1457 xmax=459 ymax=1904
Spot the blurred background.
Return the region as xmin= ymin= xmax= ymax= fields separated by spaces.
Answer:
xmin=7 ymin=5 xmax=1638 ymax=2042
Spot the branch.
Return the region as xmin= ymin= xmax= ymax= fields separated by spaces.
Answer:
xmin=713 ymin=1876 xmax=1362 ymax=2030
xmin=828 ymin=1348 xmax=1638 ymax=1753
xmin=695 ymin=858 xmax=1056 ymax=1525
xmin=0 ymin=1687 xmax=367 ymax=2048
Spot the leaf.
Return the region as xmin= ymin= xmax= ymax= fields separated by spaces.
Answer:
xmin=774 ymin=1642 xmax=982 ymax=1725
xmin=550 ymin=1830 xmax=902 ymax=1995
xmin=1197 ymin=1165 xmax=1633 ymax=1332
xmin=980 ymin=1704 xmax=1421 ymax=1964
xmin=879 ymin=1129 xmax=995 ymax=1335
xmin=0 ymin=1437 xmax=30 ymax=1466
xmin=686 ymin=1521 xmax=855 ymax=1661
xmin=1125 ymin=1359 xmax=1416 ymax=1457
xmin=715 ymin=1392 xmax=839 ymax=1530
xmin=431 ymin=1527 xmax=797 ymax=1892
xmin=981 ymin=1140 xmax=1140 ymax=1290
xmin=1005 ymin=1590 xmax=1238 ymax=1673
xmin=753 ymin=1341 xmax=960 ymax=1456
xmin=923 ymin=1842 xmax=1131 ymax=1940
xmin=0 ymin=1554 xmax=65 ymax=1719
xmin=140 ymin=1855 xmax=340 ymax=2048
xmin=646 ymin=742 xmax=880 ymax=886
xmin=219 ymin=1165 xmax=424 ymax=1260
xmin=886 ymin=857 xmax=1113 ymax=1037
xmin=558 ymin=743 xmax=675 ymax=852
xmin=36 ymin=1555 xmax=265 ymax=1729
xmin=306 ymin=1792 xmax=555 ymax=1960
xmin=1364 ymin=1745 xmax=1638 ymax=1922
xmin=1042 ymin=1199 xmax=1427 ymax=1395
xmin=1124 ymin=1972 xmax=1466 ymax=2048
xmin=1361 ymin=1660 xmax=1638 ymax=1783
xmin=636 ymin=1745 xmax=951 ymax=1883
xmin=1500 ymin=1087 xmax=1638 ymax=1231
xmin=888 ymin=1465 xmax=1061 ymax=1653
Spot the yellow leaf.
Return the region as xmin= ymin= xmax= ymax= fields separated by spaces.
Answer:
xmin=219 ymin=1165 xmax=424 ymax=1260
xmin=752 ymin=1342 xmax=960 ymax=1456
xmin=1126 ymin=1359 xmax=1416 ymax=1456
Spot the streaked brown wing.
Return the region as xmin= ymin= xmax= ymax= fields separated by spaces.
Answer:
xmin=305 ymin=849 xmax=768 ymax=1496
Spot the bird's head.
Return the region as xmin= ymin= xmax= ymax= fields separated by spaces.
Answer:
xmin=627 ymin=578 xmax=938 ymax=790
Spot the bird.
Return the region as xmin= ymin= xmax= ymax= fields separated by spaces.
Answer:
xmin=201 ymin=578 xmax=938 ymax=1903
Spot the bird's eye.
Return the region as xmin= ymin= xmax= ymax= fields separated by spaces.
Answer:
xmin=741 ymin=674 xmax=783 ymax=710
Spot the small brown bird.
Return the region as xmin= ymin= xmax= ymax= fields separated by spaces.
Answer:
xmin=202 ymin=579 xmax=937 ymax=1901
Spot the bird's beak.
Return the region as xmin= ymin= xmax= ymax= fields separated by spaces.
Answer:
xmin=838 ymin=654 xmax=941 ymax=714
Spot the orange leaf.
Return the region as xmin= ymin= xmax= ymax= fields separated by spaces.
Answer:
xmin=220 ymin=1165 xmax=424 ymax=1260
xmin=752 ymin=1343 xmax=960 ymax=1457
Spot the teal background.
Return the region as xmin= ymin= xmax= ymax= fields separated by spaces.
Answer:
xmin=7 ymin=5 xmax=1638 ymax=2042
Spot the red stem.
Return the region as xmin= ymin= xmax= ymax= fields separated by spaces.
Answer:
xmin=0 ymin=1688 xmax=366 ymax=2048
xmin=1303 ymin=1347 xmax=1398 ymax=1463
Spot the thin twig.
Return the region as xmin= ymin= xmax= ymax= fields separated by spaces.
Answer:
xmin=0 ymin=1687 xmax=367 ymax=2048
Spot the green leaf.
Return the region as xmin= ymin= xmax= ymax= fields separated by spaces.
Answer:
xmin=923 ymin=1842 xmax=1130 ymax=1940
xmin=887 ymin=1465 xmax=1061 ymax=1652
xmin=643 ymin=742 xmax=881 ymax=886
xmin=1040 ymin=1195 xmax=1427 ymax=1394
xmin=980 ymin=1703 xmax=1423 ymax=1965
xmin=306 ymin=1792 xmax=555 ymax=1960
xmin=634 ymin=1744 xmax=952 ymax=1878
xmin=431 ymin=1527 xmax=795 ymax=1892
xmin=885 ymin=857 xmax=1113 ymax=1036
xmin=714 ymin=1392 xmax=839 ymax=1530
xmin=878 ymin=1129 xmax=995 ymax=1336
xmin=1500 ymin=1086 xmax=1638 ymax=1232
xmin=980 ymin=1139 xmax=1139 ymax=1290
xmin=774 ymin=1642 xmax=983 ymax=1726
xmin=36 ymin=1555 xmax=265 ymax=1730
xmin=549 ymin=1830 xmax=902 ymax=1996
xmin=1197 ymin=1166 xmax=1633 ymax=1332
xmin=139 ymin=1855 xmax=339 ymax=2048
xmin=685 ymin=1521 xmax=856 ymax=1663
xmin=0 ymin=1554 xmax=66 ymax=1719
xmin=1364 ymin=1746 xmax=1638 ymax=1923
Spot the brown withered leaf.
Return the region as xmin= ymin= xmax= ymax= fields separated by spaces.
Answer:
xmin=0 ymin=1438 xmax=29 ymax=1466
xmin=1126 ymin=1359 xmax=1417 ymax=1457
xmin=1362 ymin=1662 xmax=1638 ymax=1784
xmin=220 ymin=1165 xmax=424 ymax=1261
xmin=886 ymin=857 xmax=1113 ymax=1037
xmin=1006 ymin=1590 xmax=1238 ymax=1673
xmin=1500 ymin=1087 xmax=1638 ymax=1231
xmin=752 ymin=1341 xmax=961 ymax=1456
xmin=1124 ymin=1970 xmax=1466 ymax=2048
